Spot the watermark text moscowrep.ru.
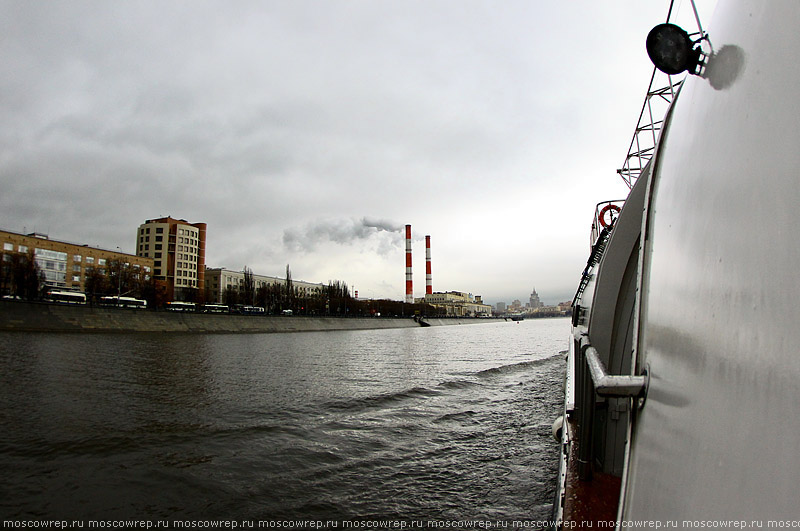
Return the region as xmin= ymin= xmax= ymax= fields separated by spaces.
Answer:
xmin=4 ymin=520 xmax=546 ymax=530
xmin=5 ymin=520 xmax=800 ymax=530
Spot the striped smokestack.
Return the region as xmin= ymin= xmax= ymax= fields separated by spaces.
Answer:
xmin=405 ymin=225 xmax=413 ymax=303
xmin=425 ymin=235 xmax=432 ymax=295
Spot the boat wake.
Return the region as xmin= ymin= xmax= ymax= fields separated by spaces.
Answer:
xmin=320 ymin=352 xmax=563 ymax=415
xmin=474 ymin=355 xmax=561 ymax=378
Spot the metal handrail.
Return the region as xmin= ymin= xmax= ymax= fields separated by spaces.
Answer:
xmin=585 ymin=346 xmax=647 ymax=398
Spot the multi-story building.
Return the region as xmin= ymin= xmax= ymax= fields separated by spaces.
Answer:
xmin=204 ymin=267 xmax=325 ymax=304
xmin=422 ymin=290 xmax=493 ymax=317
xmin=135 ymin=217 xmax=206 ymax=302
xmin=529 ymin=287 xmax=542 ymax=309
xmin=1 ymin=229 xmax=152 ymax=294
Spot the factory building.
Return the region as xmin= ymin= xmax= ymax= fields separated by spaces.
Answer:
xmin=135 ymin=217 xmax=206 ymax=302
xmin=1 ymin=229 xmax=152 ymax=294
xmin=422 ymin=291 xmax=492 ymax=317
xmin=405 ymin=227 xmax=490 ymax=316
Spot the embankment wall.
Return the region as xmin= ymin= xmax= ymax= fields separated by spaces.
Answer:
xmin=0 ymin=301 xmax=486 ymax=334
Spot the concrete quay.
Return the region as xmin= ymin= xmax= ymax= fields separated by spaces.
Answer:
xmin=0 ymin=301 xmax=485 ymax=334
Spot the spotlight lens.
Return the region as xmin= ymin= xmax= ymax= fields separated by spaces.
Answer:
xmin=646 ymin=23 xmax=696 ymax=75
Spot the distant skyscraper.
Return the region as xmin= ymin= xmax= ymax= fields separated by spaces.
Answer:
xmin=530 ymin=287 xmax=542 ymax=308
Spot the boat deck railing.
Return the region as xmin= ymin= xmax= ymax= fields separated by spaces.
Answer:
xmin=573 ymin=332 xmax=648 ymax=481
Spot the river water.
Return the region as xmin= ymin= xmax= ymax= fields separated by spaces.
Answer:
xmin=0 ymin=318 xmax=568 ymax=525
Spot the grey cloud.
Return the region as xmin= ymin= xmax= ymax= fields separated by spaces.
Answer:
xmin=283 ymin=217 xmax=404 ymax=253
xmin=0 ymin=0 xmax=712 ymax=301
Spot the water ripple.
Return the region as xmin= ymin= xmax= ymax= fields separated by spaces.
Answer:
xmin=0 ymin=319 xmax=569 ymax=520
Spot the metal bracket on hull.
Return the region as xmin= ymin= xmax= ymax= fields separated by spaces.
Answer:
xmin=585 ymin=346 xmax=648 ymax=400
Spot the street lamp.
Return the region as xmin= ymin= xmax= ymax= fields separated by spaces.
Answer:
xmin=115 ymin=247 xmax=122 ymax=301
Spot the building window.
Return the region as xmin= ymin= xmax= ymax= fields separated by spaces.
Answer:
xmin=72 ymin=275 xmax=81 ymax=282
xmin=98 ymin=258 xmax=106 ymax=266
xmin=155 ymin=235 xmax=163 ymax=242
xmin=74 ymin=255 xmax=81 ymax=262
xmin=86 ymin=257 xmax=94 ymax=264
xmin=4 ymin=243 xmax=13 ymax=251
xmin=156 ymin=227 xmax=163 ymax=233
xmin=34 ymin=249 xmax=68 ymax=287
xmin=73 ymin=265 xmax=81 ymax=272
xmin=18 ymin=245 xmax=28 ymax=253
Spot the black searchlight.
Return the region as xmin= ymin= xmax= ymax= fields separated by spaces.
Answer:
xmin=646 ymin=23 xmax=703 ymax=75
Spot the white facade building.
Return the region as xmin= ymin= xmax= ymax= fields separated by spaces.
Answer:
xmin=205 ymin=268 xmax=325 ymax=304
xmin=422 ymin=291 xmax=493 ymax=317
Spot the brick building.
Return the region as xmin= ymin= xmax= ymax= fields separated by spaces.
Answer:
xmin=135 ymin=217 xmax=207 ymax=302
xmin=1 ymin=229 xmax=152 ymax=295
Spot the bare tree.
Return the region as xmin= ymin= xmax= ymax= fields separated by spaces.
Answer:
xmin=223 ymin=285 xmax=240 ymax=307
xmin=285 ymin=264 xmax=293 ymax=310
xmin=107 ymin=259 xmax=137 ymax=298
xmin=242 ymin=266 xmax=255 ymax=305
xmin=84 ymin=266 xmax=109 ymax=304
xmin=9 ymin=250 xmax=44 ymax=300
xmin=0 ymin=250 xmax=43 ymax=300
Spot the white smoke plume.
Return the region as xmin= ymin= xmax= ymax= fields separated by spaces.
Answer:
xmin=283 ymin=217 xmax=405 ymax=254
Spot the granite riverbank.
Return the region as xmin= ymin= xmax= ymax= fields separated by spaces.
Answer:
xmin=0 ymin=300 xmax=489 ymax=334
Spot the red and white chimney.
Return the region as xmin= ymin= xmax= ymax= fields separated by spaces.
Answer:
xmin=425 ymin=235 xmax=432 ymax=295
xmin=405 ymin=225 xmax=414 ymax=303
xmin=405 ymin=224 xmax=413 ymax=303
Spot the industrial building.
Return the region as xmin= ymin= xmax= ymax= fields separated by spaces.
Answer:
xmin=1 ymin=229 xmax=153 ymax=294
xmin=421 ymin=291 xmax=492 ymax=317
xmin=404 ymin=226 xmax=491 ymax=316
xmin=135 ymin=216 xmax=206 ymax=302
xmin=205 ymin=267 xmax=326 ymax=304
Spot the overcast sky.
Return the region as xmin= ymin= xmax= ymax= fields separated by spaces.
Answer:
xmin=0 ymin=0 xmax=715 ymax=305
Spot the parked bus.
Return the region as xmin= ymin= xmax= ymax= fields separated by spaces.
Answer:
xmin=45 ymin=290 xmax=87 ymax=304
xmin=100 ymin=296 xmax=147 ymax=309
xmin=166 ymin=301 xmax=196 ymax=312
xmin=238 ymin=305 xmax=265 ymax=315
xmin=202 ymin=304 xmax=229 ymax=314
